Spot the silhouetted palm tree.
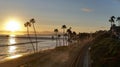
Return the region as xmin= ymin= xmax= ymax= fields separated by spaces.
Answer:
xmin=67 ymin=27 xmax=72 ymax=38
xmin=73 ymin=31 xmax=77 ymax=40
xmin=116 ymin=17 xmax=120 ymax=26
xmin=61 ymin=25 xmax=67 ymax=46
xmin=58 ymin=34 xmax=61 ymax=46
xmin=111 ymin=16 xmax=115 ymax=23
xmin=24 ymin=22 xmax=35 ymax=53
xmin=73 ymin=31 xmax=77 ymax=35
xmin=64 ymin=33 xmax=68 ymax=46
xmin=109 ymin=19 xmax=113 ymax=26
xmin=54 ymin=29 xmax=58 ymax=47
xmin=30 ymin=18 xmax=38 ymax=52
xmin=109 ymin=16 xmax=115 ymax=26
xmin=67 ymin=27 xmax=72 ymax=45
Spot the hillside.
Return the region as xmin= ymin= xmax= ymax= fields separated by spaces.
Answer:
xmin=90 ymin=32 xmax=120 ymax=67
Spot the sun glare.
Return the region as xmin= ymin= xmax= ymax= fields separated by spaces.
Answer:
xmin=7 ymin=55 xmax=22 ymax=59
xmin=5 ymin=19 xmax=21 ymax=32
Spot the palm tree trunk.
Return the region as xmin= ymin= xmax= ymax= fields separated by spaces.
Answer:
xmin=63 ymin=29 xmax=65 ymax=46
xmin=56 ymin=33 xmax=58 ymax=47
xmin=111 ymin=22 xmax=112 ymax=27
xmin=27 ymin=27 xmax=35 ymax=53
xmin=66 ymin=36 xmax=68 ymax=46
xmin=32 ymin=23 xmax=38 ymax=52
xmin=58 ymin=37 xmax=60 ymax=46
xmin=68 ymin=34 xmax=70 ymax=45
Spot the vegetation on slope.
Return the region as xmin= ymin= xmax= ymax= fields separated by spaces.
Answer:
xmin=90 ymin=31 xmax=120 ymax=67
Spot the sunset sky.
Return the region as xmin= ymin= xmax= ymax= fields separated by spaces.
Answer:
xmin=0 ymin=0 xmax=120 ymax=34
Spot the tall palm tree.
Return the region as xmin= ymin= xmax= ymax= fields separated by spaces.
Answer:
xmin=109 ymin=16 xmax=115 ymax=26
xmin=24 ymin=22 xmax=35 ymax=53
xmin=30 ymin=18 xmax=38 ymax=52
xmin=73 ymin=31 xmax=77 ymax=35
xmin=109 ymin=19 xmax=113 ymax=27
xmin=64 ymin=33 xmax=68 ymax=46
xmin=116 ymin=17 xmax=120 ymax=26
xmin=54 ymin=29 xmax=58 ymax=47
xmin=67 ymin=27 xmax=72 ymax=39
xmin=61 ymin=25 xmax=67 ymax=46
xmin=67 ymin=27 xmax=72 ymax=45
xmin=58 ymin=34 xmax=61 ymax=46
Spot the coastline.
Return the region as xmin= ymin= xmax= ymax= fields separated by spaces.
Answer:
xmin=0 ymin=38 xmax=92 ymax=67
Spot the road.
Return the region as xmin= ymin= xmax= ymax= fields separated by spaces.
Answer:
xmin=70 ymin=43 xmax=91 ymax=67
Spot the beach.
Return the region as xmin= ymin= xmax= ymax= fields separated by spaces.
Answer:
xmin=0 ymin=35 xmax=57 ymax=60
xmin=15 ymin=38 xmax=91 ymax=67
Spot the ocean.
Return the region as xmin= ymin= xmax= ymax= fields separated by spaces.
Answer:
xmin=0 ymin=35 xmax=57 ymax=60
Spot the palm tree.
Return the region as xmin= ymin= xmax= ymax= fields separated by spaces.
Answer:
xmin=30 ymin=18 xmax=38 ymax=52
xmin=73 ymin=31 xmax=77 ymax=40
xmin=64 ymin=33 xmax=68 ymax=46
xmin=116 ymin=17 xmax=120 ymax=26
xmin=24 ymin=22 xmax=35 ymax=53
xmin=54 ymin=29 xmax=58 ymax=47
xmin=109 ymin=16 xmax=115 ymax=26
xmin=61 ymin=25 xmax=67 ymax=46
xmin=58 ymin=34 xmax=61 ymax=46
xmin=67 ymin=27 xmax=72 ymax=39
xmin=67 ymin=27 xmax=72 ymax=45
xmin=73 ymin=31 xmax=77 ymax=35
xmin=109 ymin=19 xmax=113 ymax=27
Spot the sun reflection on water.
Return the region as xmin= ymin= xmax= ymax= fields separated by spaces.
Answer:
xmin=5 ymin=35 xmax=23 ymax=60
xmin=8 ymin=35 xmax=17 ymax=54
xmin=9 ymin=46 xmax=17 ymax=53
xmin=8 ymin=54 xmax=22 ymax=59
xmin=9 ymin=38 xmax=16 ymax=44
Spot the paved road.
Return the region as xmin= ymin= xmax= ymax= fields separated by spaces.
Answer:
xmin=83 ymin=47 xmax=90 ymax=67
xmin=70 ymin=44 xmax=90 ymax=67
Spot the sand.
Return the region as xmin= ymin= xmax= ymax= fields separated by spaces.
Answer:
xmin=0 ymin=39 xmax=91 ymax=67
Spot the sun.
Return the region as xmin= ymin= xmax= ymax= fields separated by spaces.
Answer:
xmin=5 ymin=19 xmax=21 ymax=32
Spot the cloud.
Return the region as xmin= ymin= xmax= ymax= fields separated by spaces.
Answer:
xmin=81 ymin=8 xmax=93 ymax=12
